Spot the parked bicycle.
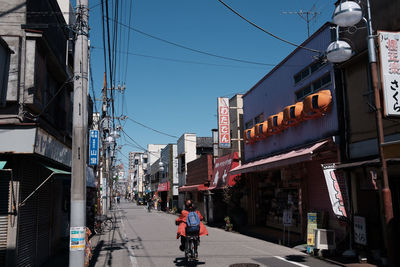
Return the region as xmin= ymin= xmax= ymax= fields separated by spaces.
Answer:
xmin=94 ymin=215 xmax=113 ymax=234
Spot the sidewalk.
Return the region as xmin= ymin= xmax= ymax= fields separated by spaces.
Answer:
xmin=238 ymin=226 xmax=379 ymax=267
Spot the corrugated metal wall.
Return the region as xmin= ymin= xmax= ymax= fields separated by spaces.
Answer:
xmin=16 ymin=161 xmax=37 ymax=267
xmin=0 ymin=171 xmax=10 ymax=266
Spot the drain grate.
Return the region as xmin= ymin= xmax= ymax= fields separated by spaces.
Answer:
xmin=229 ymin=264 xmax=260 ymax=267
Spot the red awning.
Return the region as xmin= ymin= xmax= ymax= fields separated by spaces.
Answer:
xmin=157 ymin=181 xmax=169 ymax=192
xmin=209 ymin=152 xmax=240 ymax=190
xmin=178 ymin=184 xmax=209 ymax=192
xmin=230 ymin=140 xmax=328 ymax=175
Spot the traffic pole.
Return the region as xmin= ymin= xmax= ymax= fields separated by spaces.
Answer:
xmin=70 ymin=0 xmax=89 ymax=266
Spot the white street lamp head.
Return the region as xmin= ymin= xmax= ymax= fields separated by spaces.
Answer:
xmin=111 ymin=130 xmax=120 ymax=139
xmin=159 ymin=161 xmax=164 ymax=172
xmin=332 ymin=1 xmax=363 ymax=27
xmin=105 ymin=136 xmax=115 ymax=146
xmin=326 ymin=40 xmax=353 ymax=63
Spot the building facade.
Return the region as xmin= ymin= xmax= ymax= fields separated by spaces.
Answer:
xmin=232 ymin=23 xmax=346 ymax=246
xmin=0 ymin=0 xmax=79 ymax=265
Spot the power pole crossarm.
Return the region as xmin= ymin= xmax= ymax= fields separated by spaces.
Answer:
xmin=281 ymin=5 xmax=320 ymax=37
xmin=70 ymin=0 xmax=89 ymax=266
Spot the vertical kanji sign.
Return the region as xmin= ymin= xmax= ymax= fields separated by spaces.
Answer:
xmin=378 ymin=31 xmax=400 ymax=117
xmin=218 ymin=97 xmax=231 ymax=148
xmin=89 ymin=130 xmax=99 ymax=165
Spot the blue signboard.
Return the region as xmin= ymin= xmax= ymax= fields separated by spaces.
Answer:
xmin=89 ymin=130 xmax=99 ymax=165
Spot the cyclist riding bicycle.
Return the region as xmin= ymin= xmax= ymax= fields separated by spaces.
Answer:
xmin=175 ymin=200 xmax=208 ymax=252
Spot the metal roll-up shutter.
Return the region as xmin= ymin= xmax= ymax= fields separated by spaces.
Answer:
xmin=16 ymin=161 xmax=38 ymax=267
xmin=35 ymin=167 xmax=51 ymax=265
xmin=0 ymin=171 xmax=10 ymax=266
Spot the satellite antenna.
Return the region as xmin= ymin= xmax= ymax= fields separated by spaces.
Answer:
xmin=281 ymin=4 xmax=320 ymax=37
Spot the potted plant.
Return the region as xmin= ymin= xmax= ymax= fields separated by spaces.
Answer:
xmin=224 ymin=216 xmax=233 ymax=232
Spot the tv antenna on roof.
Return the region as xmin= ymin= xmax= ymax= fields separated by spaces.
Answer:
xmin=281 ymin=4 xmax=320 ymax=37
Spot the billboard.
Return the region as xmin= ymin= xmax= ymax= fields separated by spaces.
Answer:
xmin=217 ymin=97 xmax=231 ymax=148
xmin=378 ymin=31 xmax=400 ymax=117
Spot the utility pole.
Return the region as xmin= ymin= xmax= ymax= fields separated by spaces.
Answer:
xmin=101 ymin=73 xmax=108 ymax=214
xmin=281 ymin=5 xmax=320 ymax=37
xmin=70 ymin=0 xmax=89 ymax=266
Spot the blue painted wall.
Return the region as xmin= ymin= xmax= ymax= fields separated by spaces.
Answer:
xmin=243 ymin=24 xmax=338 ymax=162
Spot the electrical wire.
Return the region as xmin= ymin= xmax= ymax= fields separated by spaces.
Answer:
xmin=90 ymin=46 xmax=272 ymax=69
xmin=89 ymin=55 xmax=99 ymax=115
xmin=216 ymin=0 xmax=321 ymax=54
xmin=123 ymin=0 xmax=133 ymax=82
xmin=33 ymin=77 xmax=74 ymax=118
xmin=106 ymin=16 xmax=277 ymax=66
xmin=127 ymin=117 xmax=179 ymax=139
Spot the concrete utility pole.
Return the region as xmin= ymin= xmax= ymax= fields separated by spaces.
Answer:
xmin=70 ymin=0 xmax=89 ymax=266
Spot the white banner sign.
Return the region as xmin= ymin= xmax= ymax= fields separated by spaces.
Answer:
xmin=217 ymin=97 xmax=231 ymax=148
xmin=378 ymin=31 xmax=400 ymax=117
xmin=321 ymin=163 xmax=349 ymax=219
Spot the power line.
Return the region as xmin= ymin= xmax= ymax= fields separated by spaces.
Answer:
xmin=123 ymin=0 xmax=133 ymax=82
xmin=90 ymin=46 xmax=272 ymax=69
xmin=216 ymin=0 xmax=321 ymax=54
xmin=127 ymin=117 xmax=179 ymax=139
xmin=106 ymin=16 xmax=276 ymax=66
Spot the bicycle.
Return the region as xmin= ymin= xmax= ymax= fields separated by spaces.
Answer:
xmin=94 ymin=215 xmax=113 ymax=234
xmin=185 ymin=230 xmax=199 ymax=262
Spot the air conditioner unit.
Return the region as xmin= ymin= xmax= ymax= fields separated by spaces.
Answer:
xmin=314 ymin=229 xmax=336 ymax=250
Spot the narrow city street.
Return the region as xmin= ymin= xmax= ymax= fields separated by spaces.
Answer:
xmin=89 ymin=200 xmax=339 ymax=267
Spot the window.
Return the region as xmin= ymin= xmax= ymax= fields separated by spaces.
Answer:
xmin=245 ymin=120 xmax=253 ymax=129
xmin=254 ymin=114 xmax=264 ymax=124
xmin=143 ymin=158 xmax=148 ymax=164
xmin=134 ymin=159 xmax=139 ymax=165
xmin=293 ymin=60 xmax=326 ymax=84
xmin=295 ymin=72 xmax=332 ymax=101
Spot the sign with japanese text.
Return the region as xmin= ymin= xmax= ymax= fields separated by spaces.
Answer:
xmin=378 ymin=31 xmax=400 ymax=117
xmin=354 ymin=215 xmax=367 ymax=246
xmin=89 ymin=130 xmax=99 ymax=165
xmin=210 ymin=152 xmax=239 ymax=189
xmin=70 ymin=226 xmax=85 ymax=251
xmin=217 ymin=97 xmax=231 ymax=148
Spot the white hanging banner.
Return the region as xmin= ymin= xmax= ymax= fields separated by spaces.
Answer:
xmin=378 ymin=31 xmax=400 ymax=117
xmin=321 ymin=163 xmax=349 ymax=219
xmin=217 ymin=97 xmax=231 ymax=148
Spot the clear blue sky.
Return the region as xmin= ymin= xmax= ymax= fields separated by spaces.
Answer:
xmin=87 ymin=0 xmax=335 ymax=167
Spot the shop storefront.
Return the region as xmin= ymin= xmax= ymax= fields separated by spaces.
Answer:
xmin=157 ymin=180 xmax=169 ymax=211
xmin=231 ymin=139 xmax=346 ymax=245
xmin=208 ymin=152 xmax=241 ymax=224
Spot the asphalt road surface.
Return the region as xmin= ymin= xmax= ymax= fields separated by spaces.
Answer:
xmin=89 ymin=200 xmax=340 ymax=267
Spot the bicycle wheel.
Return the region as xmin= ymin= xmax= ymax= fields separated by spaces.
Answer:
xmin=102 ymin=219 xmax=113 ymax=232
xmin=94 ymin=222 xmax=102 ymax=234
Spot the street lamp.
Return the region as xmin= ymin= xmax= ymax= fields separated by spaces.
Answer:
xmin=327 ymin=0 xmax=394 ymax=264
xmin=159 ymin=161 xmax=165 ymax=173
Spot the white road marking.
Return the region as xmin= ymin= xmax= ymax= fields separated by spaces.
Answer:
xmin=274 ymin=256 xmax=310 ymax=267
xmin=119 ymin=209 xmax=139 ymax=267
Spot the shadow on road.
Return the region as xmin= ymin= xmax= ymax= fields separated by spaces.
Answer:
xmin=173 ymin=257 xmax=205 ymax=267
xmin=89 ymin=240 xmax=104 ymax=267
xmin=285 ymin=254 xmax=307 ymax=262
